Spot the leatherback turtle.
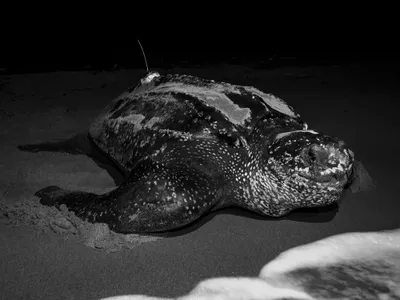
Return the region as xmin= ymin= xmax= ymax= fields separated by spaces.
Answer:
xmin=18 ymin=71 xmax=367 ymax=233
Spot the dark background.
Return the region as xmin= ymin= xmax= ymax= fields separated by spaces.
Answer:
xmin=1 ymin=45 xmax=399 ymax=74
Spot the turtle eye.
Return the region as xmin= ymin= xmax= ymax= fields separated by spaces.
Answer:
xmin=308 ymin=148 xmax=317 ymax=162
xmin=304 ymin=145 xmax=328 ymax=166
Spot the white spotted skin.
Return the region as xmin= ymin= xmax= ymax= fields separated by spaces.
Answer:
xmin=107 ymin=160 xmax=223 ymax=232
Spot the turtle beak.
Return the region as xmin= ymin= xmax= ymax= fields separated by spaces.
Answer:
xmin=301 ymin=141 xmax=354 ymax=185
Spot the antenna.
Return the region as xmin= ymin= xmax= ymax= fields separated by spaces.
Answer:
xmin=137 ymin=40 xmax=149 ymax=72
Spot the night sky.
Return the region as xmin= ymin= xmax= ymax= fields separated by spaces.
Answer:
xmin=1 ymin=42 xmax=399 ymax=74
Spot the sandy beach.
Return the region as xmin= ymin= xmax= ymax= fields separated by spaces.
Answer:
xmin=0 ymin=62 xmax=399 ymax=299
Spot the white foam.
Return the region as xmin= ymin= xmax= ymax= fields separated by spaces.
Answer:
xmin=260 ymin=229 xmax=400 ymax=277
xmin=100 ymin=228 xmax=400 ymax=300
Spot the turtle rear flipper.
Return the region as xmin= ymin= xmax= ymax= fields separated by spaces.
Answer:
xmin=18 ymin=133 xmax=92 ymax=155
xmin=18 ymin=133 xmax=127 ymax=186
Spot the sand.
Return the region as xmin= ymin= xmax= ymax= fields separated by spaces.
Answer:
xmin=0 ymin=63 xmax=399 ymax=299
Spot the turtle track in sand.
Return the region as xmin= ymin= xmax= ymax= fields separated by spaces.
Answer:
xmin=0 ymin=198 xmax=162 ymax=252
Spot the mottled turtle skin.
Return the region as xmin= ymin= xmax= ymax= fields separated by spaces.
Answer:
xmin=19 ymin=71 xmax=355 ymax=233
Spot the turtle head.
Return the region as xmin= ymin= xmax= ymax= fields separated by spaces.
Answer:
xmin=273 ymin=131 xmax=354 ymax=186
xmin=264 ymin=130 xmax=355 ymax=213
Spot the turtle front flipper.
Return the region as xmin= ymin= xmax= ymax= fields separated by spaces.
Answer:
xmin=36 ymin=159 xmax=223 ymax=233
